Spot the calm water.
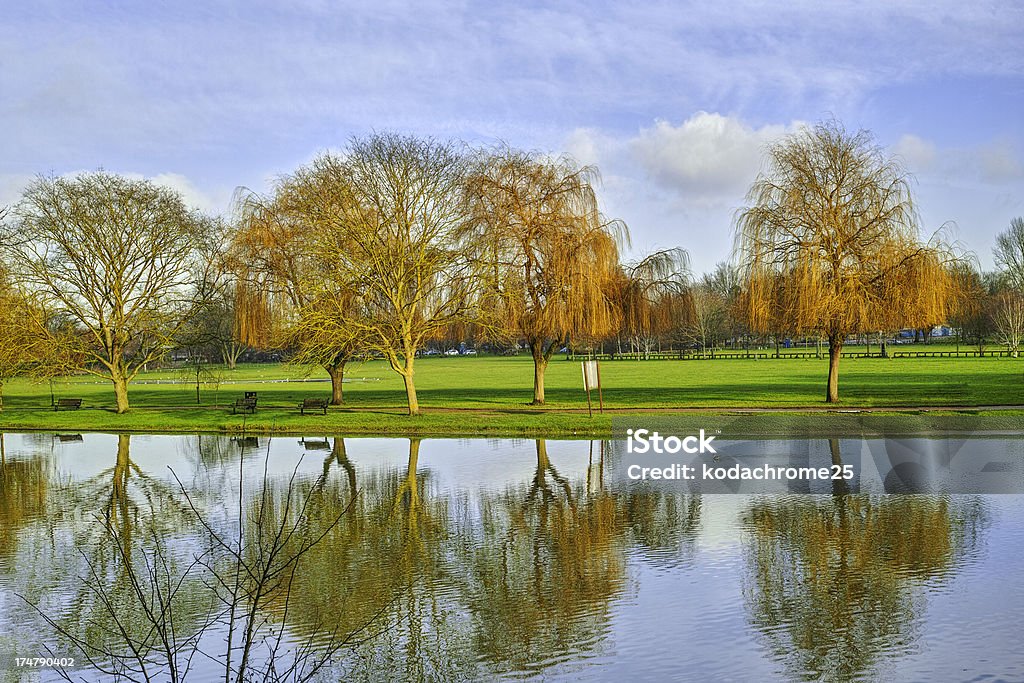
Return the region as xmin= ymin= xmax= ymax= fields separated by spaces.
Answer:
xmin=0 ymin=432 xmax=1022 ymax=682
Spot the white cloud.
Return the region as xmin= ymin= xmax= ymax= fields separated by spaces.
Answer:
xmin=629 ymin=113 xmax=804 ymax=202
xmin=148 ymin=173 xmax=229 ymax=214
xmin=893 ymin=134 xmax=937 ymax=171
xmin=978 ymin=144 xmax=1023 ymax=182
xmin=0 ymin=173 xmax=35 ymax=207
xmin=892 ymin=135 xmax=1024 ymax=184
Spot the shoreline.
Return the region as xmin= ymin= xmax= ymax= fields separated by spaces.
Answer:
xmin=2 ymin=404 xmax=1022 ymax=438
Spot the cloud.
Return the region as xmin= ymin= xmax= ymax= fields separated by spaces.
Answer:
xmin=0 ymin=173 xmax=35 ymax=207
xmin=892 ymin=135 xmax=1023 ymax=184
xmin=148 ymin=173 xmax=230 ymax=214
xmin=629 ymin=113 xmax=804 ymax=201
xmin=978 ymin=143 xmax=1023 ymax=182
xmin=893 ymin=134 xmax=937 ymax=171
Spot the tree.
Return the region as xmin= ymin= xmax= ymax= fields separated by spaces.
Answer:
xmin=615 ymin=249 xmax=690 ymax=357
xmin=949 ymin=266 xmax=998 ymax=353
xmin=994 ymin=217 xmax=1024 ymax=291
xmin=468 ymin=148 xmax=625 ymax=404
xmin=0 ymin=272 xmax=57 ymax=409
xmin=4 ymin=173 xmax=210 ymax=412
xmin=702 ymin=261 xmax=746 ymax=350
xmin=188 ymin=227 xmax=249 ymax=370
xmin=681 ymin=284 xmax=727 ymax=354
xmin=735 ymin=121 xmax=958 ymax=402
xmin=302 ymin=135 xmax=485 ymax=415
xmin=230 ymin=161 xmax=371 ymax=406
xmin=993 ymin=291 xmax=1024 ymax=357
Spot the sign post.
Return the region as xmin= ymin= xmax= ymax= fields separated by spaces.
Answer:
xmin=581 ymin=360 xmax=602 ymax=417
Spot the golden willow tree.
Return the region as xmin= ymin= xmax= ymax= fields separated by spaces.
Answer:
xmin=467 ymin=148 xmax=625 ymax=404
xmin=0 ymin=264 xmax=63 ymax=410
xmin=614 ymin=248 xmax=691 ymax=357
xmin=230 ymin=161 xmax=367 ymax=405
xmin=4 ymin=174 xmax=209 ymax=413
xmin=735 ymin=122 xmax=958 ymax=402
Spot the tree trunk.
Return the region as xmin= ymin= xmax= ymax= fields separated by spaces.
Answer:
xmin=0 ymin=379 xmax=4 ymax=412
xmin=530 ymin=341 xmax=548 ymax=405
xmin=826 ymin=334 xmax=842 ymax=403
xmin=326 ymin=362 xmax=345 ymax=405
xmin=402 ymin=359 xmax=419 ymax=415
xmin=113 ymin=373 xmax=130 ymax=413
xmin=829 ymin=438 xmax=849 ymax=496
xmin=223 ymin=342 xmax=237 ymax=370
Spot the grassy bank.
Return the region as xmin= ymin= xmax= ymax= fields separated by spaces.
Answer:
xmin=0 ymin=354 xmax=1021 ymax=436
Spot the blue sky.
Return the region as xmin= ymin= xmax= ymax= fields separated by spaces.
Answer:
xmin=1 ymin=0 xmax=1021 ymax=271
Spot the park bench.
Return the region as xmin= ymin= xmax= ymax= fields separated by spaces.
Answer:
xmin=232 ymin=396 xmax=257 ymax=414
xmin=299 ymin=398 xmax=329 ymax=415
xmin=53 ymin=398 xmax=82 ymax=411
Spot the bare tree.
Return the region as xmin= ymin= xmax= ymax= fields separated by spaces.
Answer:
xmin=467 ymin=148 xmax=625 ymax=403
xmin=26 ymin=441 xmax=371 ymax=682
xmin=307 ymin=135 xmax=484 ymax=414
xmin=4 ymin=173 xmax=210 ymax=412
xmin=735 ymin=121 xmax=959 ymax=402
xmin=994 ymin=291 xmax=1024 ymax=357
xmin=681 ymin=284 xmax=727 ymax=354
xmin=188 ymin=225 xmax=249 ymax=370
xmin=994 ymin=216 xmax=1024 ymax=292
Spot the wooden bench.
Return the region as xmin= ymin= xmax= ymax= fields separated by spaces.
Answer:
xmin=53 ymin=398 xmax=82 ymax=411
xmin=299 ymin=398 xmax=329 ymax=415
xmin=232 ymin=397 xmax=257 ymax=414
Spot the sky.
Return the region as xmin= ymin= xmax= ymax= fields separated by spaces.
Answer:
xmin=1 ymin=0 xmax=1022 ymax=272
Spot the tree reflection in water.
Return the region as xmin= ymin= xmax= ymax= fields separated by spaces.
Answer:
xmin=265 ymin=437 xmax=704 ymax=680
xmin=743 ymin=439 xmax=986 ymax=683
xmin=257 ymin=437 xmax=473 ymax=682
xmin=49 ymin=434 xmax=214 ymax=680
xmin=457 ymin=439 xmax=625 ymax=674
xmin=0 ymin=433 xmax=48 ymax=563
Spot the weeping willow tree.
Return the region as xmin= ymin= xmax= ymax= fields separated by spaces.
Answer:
xmin=735 ymin=121 xmax=959 ymax=402
xmin=0 ymin=212 xmax=50 ymax=409
xmin=614 ymin=248 xmax=690 ymax=357
xmin=228 ymin=159 xmax=368 ymax=405
xmin=468 ymin=148 xmax=626 ymax=404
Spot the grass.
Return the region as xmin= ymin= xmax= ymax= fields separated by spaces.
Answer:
xmin=0 ymin=353 xmax=1021 ymax=436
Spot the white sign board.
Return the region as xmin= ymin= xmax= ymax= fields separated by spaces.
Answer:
xmin=581 ymin=360 xmax=599 ymax=391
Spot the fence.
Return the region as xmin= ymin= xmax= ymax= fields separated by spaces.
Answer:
xmin=566 ymin=349 xmax=1020 ymax=361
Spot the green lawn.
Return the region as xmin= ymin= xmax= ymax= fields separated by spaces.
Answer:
xmin=0 ymin=354 xmax=1020 ymax=435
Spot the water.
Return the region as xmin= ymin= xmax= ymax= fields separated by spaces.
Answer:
xmin=0 ymin=432 xmax=1022 ymax=682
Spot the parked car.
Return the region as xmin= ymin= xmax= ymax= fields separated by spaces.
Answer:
xmin=445 ymin=349 xmax=460 ymax=356
xmin=464 ymin=349 xmax=477 ymax=355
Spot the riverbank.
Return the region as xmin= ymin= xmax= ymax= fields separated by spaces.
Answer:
xmin=1 ymin=404 xmax=1022 ymax=438
xmin=1 ymin=356 xmax=1021 ymax=437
